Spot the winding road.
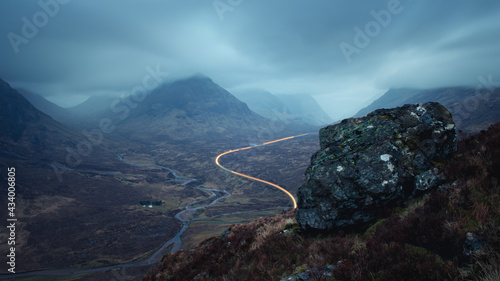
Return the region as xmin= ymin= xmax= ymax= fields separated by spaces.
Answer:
xmin=215 ymin=133 xmax=309 ymax=210
xmin=1 ymin=133 xmax=307 ymax=279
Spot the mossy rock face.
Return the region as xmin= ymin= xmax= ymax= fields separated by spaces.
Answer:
xmin=297 ymin=102 xmax=457 ymax=231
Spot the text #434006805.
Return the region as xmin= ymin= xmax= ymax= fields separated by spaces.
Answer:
xmin=6 ymin=167 xmax=16 ymax=274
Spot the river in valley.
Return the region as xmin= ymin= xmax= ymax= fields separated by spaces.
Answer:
xmin=0 ymin=156 xmax=233 ymax=280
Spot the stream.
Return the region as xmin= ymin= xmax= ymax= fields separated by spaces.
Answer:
xmin=0 ymin=156 xmax=232 ymax=279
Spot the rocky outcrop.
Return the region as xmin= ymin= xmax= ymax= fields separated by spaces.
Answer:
xmin=296 ymin=102 xmax=457 ymax=231
xmin=354 ymin=87 xmax=500 ymax=135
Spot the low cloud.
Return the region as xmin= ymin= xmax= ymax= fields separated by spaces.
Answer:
xmin=0 ymin=0 xmax=499 ymax=118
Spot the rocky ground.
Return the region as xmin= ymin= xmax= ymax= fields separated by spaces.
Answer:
xmin=144 ymin=121 xmax=500 ymax=281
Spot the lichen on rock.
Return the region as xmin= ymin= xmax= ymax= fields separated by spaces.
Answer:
xmin=296 ymin=102 xmax=457 ymax=231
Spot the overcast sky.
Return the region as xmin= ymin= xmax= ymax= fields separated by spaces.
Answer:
xmin=1 ymin=0 xmax=499 ymax=120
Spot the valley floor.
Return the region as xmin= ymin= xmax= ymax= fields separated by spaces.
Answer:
xmin=0 ymin=133 xmax=319 ymax=280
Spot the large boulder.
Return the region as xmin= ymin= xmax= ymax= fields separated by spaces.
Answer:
xmin=296 ymin=102 xmax=457 ymax=231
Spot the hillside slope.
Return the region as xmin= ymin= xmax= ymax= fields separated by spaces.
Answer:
xmin=17 ymin=89 xmax=75 ymax=125
xmin=145 ymin=122 xmax=500 ymax=281
xmin=354 ymin=87 xmax=500 ymax=135
xmin=276 ymin=93 xmax=333 ymax=126
xmin=232 ymin=89 xmax=332 ymax=126
xmin=117 ymin=76 xmax=272 ymax=142
xmin=0 ymin=78 xmax=82 ymax=158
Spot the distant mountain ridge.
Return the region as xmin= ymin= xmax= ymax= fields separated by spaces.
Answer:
xmin=354 ymin=87 xmax=500 ymax=134
xmin=0 ymin=78 xmax=81 ymax=157
xmin=117 ymin=75 xmax=273 ymax=141
xmin=231 ymin=88 xmax=285 ymax=120
xmin=7 ymin=75 xmax=317 ymax=144
xmin=232 ymin=89 xmax=332 ymax=126
xmin=18 ymin=88 xmax=122 ymax=128
xmin=18 ymin=89 xmax=74 ymax=124
xmin=354 ymin=88 xmax=422 ymax=117
xmin=276 ymin=93 xmax=333 ymax=126
xmin=65 ymin=95 xmax=118 ymax=123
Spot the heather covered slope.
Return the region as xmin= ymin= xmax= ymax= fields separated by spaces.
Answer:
xmin=145 ymin=123 xmax=500 ymax=281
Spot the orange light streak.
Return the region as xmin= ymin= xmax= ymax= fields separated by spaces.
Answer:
xmin=262 ymin=136 xmax=295 ymax=145
xmin=231 ymin=170 xmax=298 ymax=209
xmin=215 ymin=134 xmax=309 ymax=210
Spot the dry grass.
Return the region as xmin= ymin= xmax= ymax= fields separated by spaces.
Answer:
xmin=144 ymin=122 xmax=500 ymax=281
xmin=398 ymin=194 xmax=429 ymax=219
xmin=250 ymin=217 xmax=295 ymax=251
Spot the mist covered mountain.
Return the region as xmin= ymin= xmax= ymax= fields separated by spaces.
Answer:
xmin=231 ymin=88 xmax=285 ymax=120
xmin=353 ymin=88 xmax=423 ymax=118
xmin=232 ymin=89 xmax=332 ymax=126
xmin=18 ymin=89 xmax=74 ymax=125
xmin=0 ymin=78 xmax=80 ymax=157
xmin=65 ymin=95 xmax=120 ymax=126
xmin=354 ymin=87 xmax=500 ymax=134
xmin=276 ymin=93 xmax=333 ymax=125
xmin=116 ymin=75 xmax=272 ymax=141
xmin=8 ymin=75 xmax=317 ymax=145
xmin=18 ymin=88 xmax=122 ymax=129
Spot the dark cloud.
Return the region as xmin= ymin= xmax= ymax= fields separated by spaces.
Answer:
xmin=0 ymin=0 xmax=499 ymax=119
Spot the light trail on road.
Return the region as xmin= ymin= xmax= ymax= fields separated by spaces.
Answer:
xmin=215 ymin=133 xmax=309 ymax=210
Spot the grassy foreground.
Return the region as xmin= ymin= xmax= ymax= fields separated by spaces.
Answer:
xmin=145 ymin=123 xmax=500 ymax=281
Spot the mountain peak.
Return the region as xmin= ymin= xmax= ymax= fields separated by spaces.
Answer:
xmin=118 ymin=76 xmax=267 ymax=141
xmin=150 ymin=75 xmax=235 ymax=105
xmin=178 ymin=73 xmax=213 ymax=83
